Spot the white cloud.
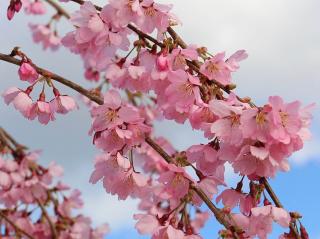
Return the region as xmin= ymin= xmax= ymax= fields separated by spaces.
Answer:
xmin=291 ymin=137 xmax=320 ymax=165
xmin=81 ymin=188 xmax=139 ymax=230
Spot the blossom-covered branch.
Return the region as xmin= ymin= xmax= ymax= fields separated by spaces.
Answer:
xmin=0 ymin=127 xmax=109 ymax=238
xmin=2 ymin=0 xmax=313 ymax=238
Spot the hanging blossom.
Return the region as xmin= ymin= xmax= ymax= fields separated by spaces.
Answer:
xmin=200 ymin=50 xmax=248 ymax=86
xmin=2 ymin=0 xmax=315 ymax=238
xmin=2 ymin=52 xmax=77 ymax=124
xmin=208 ymin=95 xmax=314 ymax=178
xmin=22 ymin=0 xmax=46 ymax=15
xmin=0 ymin=138 xmax=109 ymax=238
xmin=29 ymin=23 xmax=61 ymax=51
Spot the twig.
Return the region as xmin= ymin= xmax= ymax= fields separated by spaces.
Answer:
xmin=0 ymin=53 xmax=103 ymax=105
xmin=36 ymin=199 xmax=58 ymax=239
xmin=260 ymin=178 xmax=301 ymax=239
xmin=45 ymin=0 xmax=70 ymax=19
xmin=0 ymin=210 xmax=35 ymax=239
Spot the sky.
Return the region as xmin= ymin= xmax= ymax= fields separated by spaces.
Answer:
xmin=0 ymin=0 xmax=320 ymax=238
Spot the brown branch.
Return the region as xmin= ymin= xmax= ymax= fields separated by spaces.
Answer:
xmin=36 ymin=199 xmax=58 ymax=239
xmin=0 ymin=128 xmax=16 ymax=153
xmin=260 ymin=178 xmax=301 ymax=239
xmin=0 ymin=127 xmax=28 ymax=151
xmin=45 ymin=0 xmax=70 ymax=19
xmin=1 ymin=2 xmax=304 ymax=237
xmin=0 ymin=52 xmax=241 ymax=238
xmin=0 ymin=210 xmax=35 ymax=239
xmin=0 ymin=53 xmax=103 ymax=105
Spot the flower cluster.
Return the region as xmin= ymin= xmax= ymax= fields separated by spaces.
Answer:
xmin=2 ymin=56 xmax=77 ymax=124
xmin=2 ymin=0 xmax=314 ymax=238
xmin=0 ymin=131 xmax=109 ymax=238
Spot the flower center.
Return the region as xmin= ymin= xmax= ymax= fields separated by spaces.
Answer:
xmin=279 ymin=111 xmax=288 ymax=127
xmin=105 ymin=110 xmax=118 ymax=122
xmin=256 ymin=111 xmax=266 ymax=125
xmin=206 ymin=62 xmax=219 ymax=74
xmin=230 ymin=112 xmax=240 ymax=126
xmin=173 ymin=54 xmax=186 ymax=69
xmin=179 ymin=83 xmax=193 ymax=96
xmin=144 ymin=7 xmax=156 ymax=17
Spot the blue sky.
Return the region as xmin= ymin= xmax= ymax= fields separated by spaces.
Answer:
xmin=0 ymin=0 xmax=320 ymax=238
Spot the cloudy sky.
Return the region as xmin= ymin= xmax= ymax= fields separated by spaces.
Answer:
xmin=0 ymin=0 xmax=320 ymax=238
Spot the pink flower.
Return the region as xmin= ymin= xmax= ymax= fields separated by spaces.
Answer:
xmin=153 ymin=225 xmax=185 ymax=239
xmin=84 ymin=68 xmax=100 ymax=82
xmin=2 ymin=87 xmax=33 ymax=117
xmin=268 ymin=96 xmax=302 ymax=144
xmin=29 ymin=24 xmax=61 ymax=51
xmin=134 ymin=214 xmax=160 ymax=235
xmin=165 ymin=70 xmax=202 ymax=114
xmin=240 ymin=107 xmax=270 ymax=143
xmin=50 ymin=89 xmax=78 ymax=114
xmin=22 ymin=0 xmax=46 ymax=15
xmin=189 ymin=104 xmax=217 ymax=138
xmin=107 ymin=0 xmax=144 ymax=27
xmin=186 ymin=144 xmax=224 ymax=176
xmin=7 ymin=0 xmax=22 ymax=20
xmin=157 ymin=164 xmax=191 ymax=201
xmin=137 ymin=1 xmax=173 ymax=38
xmin=90 ymin=153 xmax=148 ymax=200
xmin=90 ymin=89 xmax=141 ymax=133
xmin=216 ymin=189 xmax=245 ymax=209
xmin=18 ymin=62 xmax=39 ymax=83
xmin=209 ymin=99 xmax=244 ymax=146
xmin=58 ymin=189 xmax=83 ymax=217
xmin=168 ymin=46 xmax=199 ymax=71
xmin=200 ymin=50 xmax=247 ymax=85
xmin=28 ymin=93 xmax=55 ymax=125
xmin=248 ymin=205 xmax=291 ymax=238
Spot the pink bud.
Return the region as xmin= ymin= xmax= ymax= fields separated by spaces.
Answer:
xmin=156 ymin=54 xmax=168 ymax=71
xmin=7 ymin=7 xmax=15 ymax=20
xmin=18 ymin=62 xmax=39 ymax=83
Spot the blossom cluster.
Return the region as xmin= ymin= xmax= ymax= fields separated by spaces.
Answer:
xmin=2 ymin=0 xmax=314 ymax=238
xmin=2 ymin=57 xmax=77 ymax=124
xmin=0 ymin=133 xmax=109 ymax=238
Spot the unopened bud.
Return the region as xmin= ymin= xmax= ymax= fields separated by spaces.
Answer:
xmin=197 ymin=47 xmax=207 ymax=55
xmin=300 ymin=224 xmax=309 ymax=239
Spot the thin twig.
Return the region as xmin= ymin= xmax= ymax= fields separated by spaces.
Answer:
xmin=260 ymin=178 xmax=301 ymax=239
xmin=45 ymin=0 xmax=70 ymax=19
xmin=0 ymin=53 xmax=103 ymax=105
xmin=0 ymin=210 xmax=35 ymax=239
xmin=36 ymin=199 xmax=58 ymax=239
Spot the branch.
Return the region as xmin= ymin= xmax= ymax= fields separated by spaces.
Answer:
xmin=36 ymin=199 xmax=58 ymax=239
xmin=45 ymin=0 xmax=70 ymax=19
xmin=0 ymin=210 xmax=35 ymax=239
xmin=260 ymin=178 xmax=301 ymax=239
xmin=1 ymin=2 xmax=304 ymax=237
xmin=0 ymin=53 xmax=103 ymax=105
xmin=0 ymin=52 xmax=241 ymax=238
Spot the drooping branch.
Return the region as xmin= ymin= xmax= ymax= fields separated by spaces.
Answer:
xmin=3 ymin=1 xmax=305 ymax=238
xmin=260 ymin=178 xmax=301 ymax=238
xmin=36 ymin=198 xmax=58 ymax=239
xmin=45 ymin=0 xmax=70 ymax=19
xmin=0 ymin=51 xmax=242 ymax=238
xmin=0 ymin=53 xmax=103 ymax=105
xmin=0 ymin=209 xmax=35 ymax=239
